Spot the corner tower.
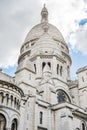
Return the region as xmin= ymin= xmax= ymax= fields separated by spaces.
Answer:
xmin=15 ymin=5 xmax=72 ymax=102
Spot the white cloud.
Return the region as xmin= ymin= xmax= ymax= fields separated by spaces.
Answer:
xmin=0 ymin=0 xmax=87 ymax=67
xmin=69 ymin=23 xmax=87 ymax=54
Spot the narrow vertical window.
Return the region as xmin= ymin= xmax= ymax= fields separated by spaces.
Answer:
xmin=42 ymin=62 xmax=46 ymax=70
xmin=57 ymin=64 xmax=59 ymax=74
xmin=60 ymin=66 xmax=63 ymax=76
xmin=6 ymin=94 xmax=9 ymax=105
xmin=34 ymin=64 xmax=36 ymax=73
xmin=82 ymin=123 xmax=85 ymax=130
xmin=82 ymin=77 xmax=84 ymax=82
xmin=11 ymin=119 xmax=17 ymax=130
xmin=67 ymin=65 xmax=70 ymax=77
xmin=40 ymin=112 xmax=43 ymax=124
xmin=48 ymin=62 xmax=51 ymax=68
xmin=11 ymin=95 xmax=13 ymax=106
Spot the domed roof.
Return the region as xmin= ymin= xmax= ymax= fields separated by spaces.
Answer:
xmin=24 ymin=23 xmax=65 ymax=44
xmin=24 ymin=5 xmax=65 ymax=45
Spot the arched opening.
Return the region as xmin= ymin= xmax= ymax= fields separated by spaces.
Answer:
xmin=47 ymin=62 xmax=51 ymax=68
xmin=11 ymin=119 xmax=17 ymax=130
xmin=6 ymin=94 xmax=9 ymax=105
xmin=81 ymin=122 xmax=86 ymax=130
xmin=14 ymin=98 xmax=17 ymax=108
xmin=57 ymin=90 xmax=71 ymax=103
xmin=0 ymin=113 xmax=6 ymax=130
xmin=0 ymin=92 xmax=4 ymax=104
xmin=11 ymin=95 xmax=13 ymax=106
xmin=82 ymin=123 xmax=85 ymax=130
xmin=42 ymin=62 xmax=46 ymax=70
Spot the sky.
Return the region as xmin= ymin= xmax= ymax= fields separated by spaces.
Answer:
xmin=0 ymin=0 xmax=87 ymax=80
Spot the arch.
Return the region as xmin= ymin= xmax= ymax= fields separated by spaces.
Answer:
xmin=11 ymin=119 xmax=18 ymax=130
xmin=42 ymin=62 xmax=46 ymax=70
xmin=56 ymin=87 xmax=72 ymax=103
xmin=0 ymin=113 xmax=6 ymax=130
xmin=0 ymin=109 xmax=10 ymax=128
xmin=47 ymin=62 xmax=51 ymax=68
xmin=10 ymin=114 xmax=19 ymax=126
xmin=10 ymin=95 xmax=13 ymax=106
xmin=80 ymin=120 xmax=86 ymax=130
xmin=56 ymin=86 xmax=72 ymax=103
xmin=5 ymin=94 xmax=9 ymax=106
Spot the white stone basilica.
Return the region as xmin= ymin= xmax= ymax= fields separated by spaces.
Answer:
xmin=0 ymin=5 xmax=87 ymax=130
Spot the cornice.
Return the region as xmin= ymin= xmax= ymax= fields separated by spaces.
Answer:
xmin=0 ymin=80 xmax=24 ymax=96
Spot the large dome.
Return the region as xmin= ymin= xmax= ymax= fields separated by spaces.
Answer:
xmin=19 ymin=5 xmax=70 ymax=64
xmin=24 ymin=22 xmax=65 ymax=45
xmin=23 ymin=5 xmax=65 ymax=45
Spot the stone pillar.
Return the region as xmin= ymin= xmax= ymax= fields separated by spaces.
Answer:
xmin=48 ymin=107 xmax=52 ymax=130
xmin=36 ymin=56 xmax=42 ymax=83
xmin=53 ymin=57 xmax=57 ymax=76
xmin=34 ymin=103 xmax=39 ymax=130
xmin=60 ymin=112 xmax=73 ymax=130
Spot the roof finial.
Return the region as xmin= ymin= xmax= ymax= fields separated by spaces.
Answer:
xmin=44 ymin=3 xmax=46 ymax=7
xmin=41 ymin=4 xmax=48 ymax=23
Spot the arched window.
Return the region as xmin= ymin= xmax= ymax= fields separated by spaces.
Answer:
xmin=14 ymin=98 xmax=17 ymax=108
xmin=82 ymin=123 xmax=85 ymax=130
xmin=40 ymin=112 xmax=43 ymax=124
xmin=0 ymin=114 xmax=6 ymax=130
xmin=81 ymin=122 xmax=86 ymax=130
xmin=11 ymin=95 xmax=13 ymax=106
xmin=42 ymin=62 xmax=46 ymax=70
xmin=11 ymin=119 xmax=17 ymax=130
xmin=47 ymin=62 xmax=51 ymax=68
xmin=6 ymin=94 xmax=9 ymax=105
xmin=0 ymin=92 xmax=4 ymax=103
xmin=57 ymin=90 xmax=70 ymax=103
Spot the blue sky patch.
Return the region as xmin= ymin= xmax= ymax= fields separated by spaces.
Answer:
xmin=79 ymin=18 xmax=87 ymax=26
xmin=2 ymin=65 xmax=17 ymax=77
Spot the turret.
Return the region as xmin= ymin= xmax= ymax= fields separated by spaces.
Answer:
xmin=15 ymin=5 xmax=71 ymax=94
xmin=76 ymin=66 xmax=87 ymax=109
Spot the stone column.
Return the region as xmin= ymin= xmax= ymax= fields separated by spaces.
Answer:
xmin=34 ymin=102 xmax=39 ymax=130
xmin=36 ymin=56 xmax=42 ymax=83
xmin=53 ymin=57 xmax=57 ymax=76
xmin=48 ymin=107 xmax=52 ymax=130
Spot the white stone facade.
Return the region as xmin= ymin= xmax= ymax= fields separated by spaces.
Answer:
xmin=0 ymin=5 xmax=87 ymax=130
